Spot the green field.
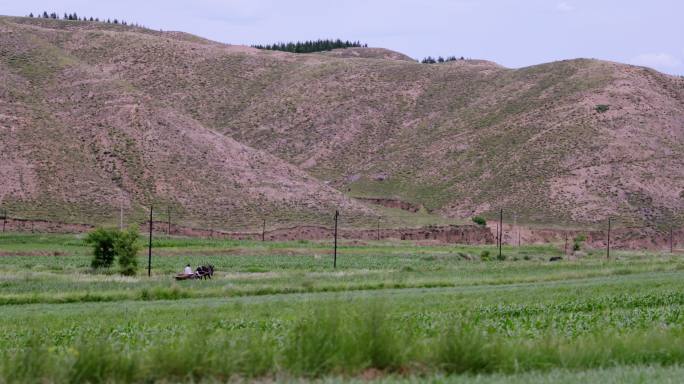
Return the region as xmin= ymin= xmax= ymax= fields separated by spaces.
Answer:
xmin=1 ymin=232 xmax=683 ymax=383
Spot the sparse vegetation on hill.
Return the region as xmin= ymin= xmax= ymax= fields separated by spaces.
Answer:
xmin=252 ymin=39 xmax=367 ymax=53
xmin=29 ymin=11 xmax=140 ymax=26
xmin=421 ymin=55 xmax=464 ymax=63
xmin=0 ymin=15 xmax=682 ymax=228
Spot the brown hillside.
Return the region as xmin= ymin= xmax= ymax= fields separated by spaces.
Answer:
xmin=0 ymin=16 xmax=682 ymax=228
xmin=321 ymin=47 xmax=416 ymax=61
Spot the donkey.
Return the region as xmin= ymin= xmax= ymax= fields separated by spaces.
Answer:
xmin=196 ymin=264 xmax=215 ymax=279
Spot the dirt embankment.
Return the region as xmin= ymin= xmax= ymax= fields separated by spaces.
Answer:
xmin=1 ymin=218 xmax=493 ymax=245
xmin=1 ymin=218 xmax=94 ymax=233
xmin=496 ymin=223 xmax=682 ymax=251
xmin=174 ymin=224 xmax=493 ymax=244
xmin=3 ymin=217 xmax=679 ymax=250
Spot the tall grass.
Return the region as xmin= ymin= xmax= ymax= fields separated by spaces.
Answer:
xmin=3 ymin=303 xmax=684 ymax=382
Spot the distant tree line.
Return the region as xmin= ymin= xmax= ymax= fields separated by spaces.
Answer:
xmin=28 ymin=11 xmax=143 ymax=27
xmin=252 ymin=39 xmax=367 ymax=54
xmin=421 ymin=55 xmax=465 ymax=64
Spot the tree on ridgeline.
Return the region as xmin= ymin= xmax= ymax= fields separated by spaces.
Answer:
xmin=252 ymin=39 xmax=367 ymax=54
xmin=421 ymin=55 xmax=464 ymax=64
xmin=30 ymin=10 xmax=147 ymax=29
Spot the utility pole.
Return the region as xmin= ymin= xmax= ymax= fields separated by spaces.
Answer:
xmin=1 ymin=209 xmax=6 ymax=233
xmin=377 ymin=218 xmax=381 ymax=241
xmin=333 ymin=210 xmax=339 ymax=268
xmin=564 ymin=233 xmax=569 ymax=256
xmin=498 ymin=208 xmax=503 ymax=259
xmin=495 ymin=222 xmax=499 ymax=250
xmin=167 ymin=207 xmax=171 ymax=235
xmin=262 ymin=219 xmax=266 ymax=242
xmin=148 ymin=205 xmax=153 ymax=277
xmin=606 ymin=217 xmax=611 ymax=260
xmin=671 ymin=226 xmax=674 ymax=254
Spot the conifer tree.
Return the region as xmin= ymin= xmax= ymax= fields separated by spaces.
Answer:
xmin=252 ymin=39 xmax=365 ymax=54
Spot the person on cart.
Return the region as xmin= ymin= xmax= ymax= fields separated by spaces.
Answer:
xmin=183 ymin=264 xmax=193 ymax=276
xmin=175 ymin=264 xmax=195 ymax=279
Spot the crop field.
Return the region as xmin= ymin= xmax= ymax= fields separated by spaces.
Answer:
xmin=1 ymin=233 xmax=684 ymax=383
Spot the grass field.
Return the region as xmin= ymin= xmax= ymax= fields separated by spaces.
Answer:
xmin=1 ymin=232 xmax=683 ymax=383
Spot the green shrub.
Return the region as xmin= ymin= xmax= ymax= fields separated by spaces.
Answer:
xmin=85 ymin=226 xmax=140 ymax=275
xmin=472 ymin=216 xmax=487 ymax=226
xmin=480 ymin=250 xmax=491 ymax=261
xmin=115 ymin=226 xmax=140 ymax=276
xmin=595 ymin=104 xmax=610 ymax=113
xmin=84 ymin=228 xmax=118 ymax=269
xmin=573 ymin=234 xmax=587 ymax=252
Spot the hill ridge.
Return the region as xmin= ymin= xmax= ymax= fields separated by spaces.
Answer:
xmin=1 ymin=15 xmax=682 ymax=228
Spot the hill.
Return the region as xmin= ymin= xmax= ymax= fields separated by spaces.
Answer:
xmin=1 ymin=16 xmax=682 ymax=229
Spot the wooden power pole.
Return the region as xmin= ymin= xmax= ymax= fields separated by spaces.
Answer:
xmin=606 ymin=217 xmax=611 ymax=260
xmin=333 ymin=210 xmax=339 ymax=268
xmin=498 ymin=209 xmax=503 ymax=260
xmin=148 ymin=205 xmax=153 ymax=277
xmin=377 ymin=218 xmax=381 ymax=241
xmin=262 ymin=219 xmax=266 ymax=242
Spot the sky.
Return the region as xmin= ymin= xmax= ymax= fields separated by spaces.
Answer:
xmin=1 ymin=0 xmax=683 ymax=75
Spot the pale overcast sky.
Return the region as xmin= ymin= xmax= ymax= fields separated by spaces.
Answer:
xmin=1 ymin=0 xmax=683 ymax=75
